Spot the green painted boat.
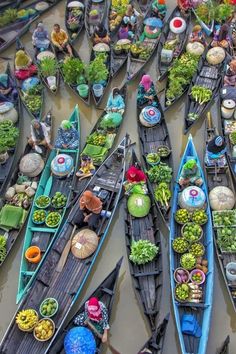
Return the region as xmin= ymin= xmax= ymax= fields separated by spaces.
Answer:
xmin=16 ymin=104 xmax=80 ymax=304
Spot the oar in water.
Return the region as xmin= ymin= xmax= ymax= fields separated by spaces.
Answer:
xmin=84 ymin=319 xmax=121 ymax=354
xmin=56 ymin=224 xmax=77 ymax=272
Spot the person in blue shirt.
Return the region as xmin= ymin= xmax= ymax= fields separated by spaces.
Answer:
xmin=105 ymin=87 xmax=125 ymax=114
xmin=55 ymin=120 xmax=79 ymax=149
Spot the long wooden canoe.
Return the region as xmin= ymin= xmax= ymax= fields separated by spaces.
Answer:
xmin=0 ymin=111 xmax=52 ymax=269
xmin=0 ymin=63 xmax=23 ymax=197
xmin=137 ymin=314 xmax=169 ymax=354
xmin=65 ymin=0 xmax=85 ymax=43
xmin=170 ymin=134 xmax=214 ymax=354
xmin=15 ymin=38 xmax=44 ymax=120
xmin=156 ymin=7 xmax=191 ymax=81
xmin=137 ymin=88 xmax=173 ymax=224
xmin=16 ymin=105 xmax=80 ymax=304
xmin=217 ymin=336 xmax=230 ymax=354
xmin=85 ymin=0 xmax=108 ymax=40
xmin=204 ymin=114 xmax=236 ymax=313
xmin=0 ymin=135 xmax=128 ymax=353
xmin=47 ymin=257 xmax=123 ymax=353
xmin=124 ymin=150 xmax=163 ymax=331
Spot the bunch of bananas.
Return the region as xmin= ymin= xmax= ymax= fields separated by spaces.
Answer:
xmin=15 ymin=309 xmax=38 ymax=331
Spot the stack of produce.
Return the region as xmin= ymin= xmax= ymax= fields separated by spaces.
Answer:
xmin=22 ymin=83 xmax=43 ymax=117
xmin=109 ymin=0 xmax=129 ymax=32
xmin=213 ymin=210 xmax=236 ymax=252
xmin=0 ymin=120 xmax=19 ymax=159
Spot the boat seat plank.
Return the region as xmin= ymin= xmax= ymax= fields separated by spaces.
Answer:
xmin=133 ymin=270 xmax=161 ymax=277
xmin=30 ymin=227 xmax=57 ymax=233
xmin=31 ymin=232 xmax=51 ymax=252
xmin=101 ymin=287 xmax=114 ymax=296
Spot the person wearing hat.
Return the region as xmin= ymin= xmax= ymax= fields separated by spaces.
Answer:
xmin=28 ymin=119 xmax=52 ymax=150
xmin=224 ymin=59 xmax=236 ymax=87
xmin=137 ymin=74 xmax=158 ymax=107
xmin=73 ymin=190 xmax=102 ymax=230
xmin=51 ymin=24 xmax=73 ymax=57
xmin=178 ymin=159 xmax=203 ymax=188
xmin=76 ymin=155 xmax=96 ymax=180
xmin=74 ymin=297 xmax=110 ymax=343
xmin=205 ymin=135 xmax=227 ymax=167
xmin=189 ymin=25 xmax=206 ymax=46
xmin=0 ymin=73 xmax=18 ymax=103
xmin=15 ymin=49 xmax=37 ymax=80
xmin=211 ymin=23 xmax=230 ymax=49
xmin=32 ymin=22 xmax=50 ymax=51
xmin=151 ymin=0 xmax=167 ymax=20
xmin=105 ymin=87 xmax=125 ymax=114
xmin=126 ymin=165 xmax=147 ymax=183
xmin=93 ymin=24 xmax=110 ymax=45
xmin=55 ymin=120 xmax=79 ymax=149
xmin=123 ymin=4 xmax=140 ymax=30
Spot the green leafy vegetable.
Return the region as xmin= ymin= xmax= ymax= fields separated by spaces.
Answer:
xmin=147 ymin=163 xmax=172 ymax=183
xmin=129 ymin=239 xmax=159 ymax=265
xmin=154 ymin=182 xmax=171 ymax=208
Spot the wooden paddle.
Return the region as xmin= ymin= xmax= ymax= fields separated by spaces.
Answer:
xmin=85 ymin=319 xmax=121 ymax=354
xmin=56 ymin=224 xmax=77 ymax=272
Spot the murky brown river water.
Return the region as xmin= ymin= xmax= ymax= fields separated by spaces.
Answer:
xmin=0 ymin=1 xmax=235 ymax=353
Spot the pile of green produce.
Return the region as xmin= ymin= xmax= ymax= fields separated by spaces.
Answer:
xmin=172 ymin=237 xmax=189 ymax=253
xmin=217 ymin=227 xmax=236 ymax=252
xmin=0 ymin=120 xmax=19 ymax=153
xmin=166 ymin=52 xmax=200 ymax=106
xmin=0 ymin=235 xmax=7 ymax=263
xmin=46 ymin=212 xmax=61 ymax=227
xmin=164 ymin=38 xmax=179 ymax=51
xmin=191 ymin=271 xmax=204 ymax=284
xmin=35 ymin=195 xmax=51 ymax=209
xmin=189 ymin=242 xmax=205 ymax=257
xmin=129 ymin=239 xmax=159 ymax=265
xmin=51 ymin=192 xmax=67 ymax=209
xmin=0 ymin=9 xmax=17 ymax=28
xmin=230 ymin=131 xmax=236 ymax=146
xmin=22 ymin=85 xmax=42 ymax=115
xmin=40 ymin=298 xmax=58 ymax=317
xmin=86 ymin=53 xmax=109 ymax=84
xmin=190 ymin=86 xmax=212 ymax=105
xmin=182 ymin=222 xmax=202 ymax=242
xmin=113 ymin=42 xmax=131 ymax=53
xmin=156 ymin=145 xmax=170 ymax=157
xmin=62 ymin=57 xmax=85 ymax=85
xmin=87 ymin=132 xmax=106 ymax=146
xmin=175 ymin=209 xmax=191 ymax=224
xmin=154 ymin=182 xmax=171 ymax=209
xmin=192 ymin=210 xmax=208 ymax=225
xmin=195 ymin=2 xmax=214 ymax=25
xmin=146 ymin=163 xmax=172 ymax=184
xmin=146 ymin=153 xmax=160 ymax=165
xmin=180 ymin=253 xmax=196 ymax=270
xmin=32 ymin=210 xmax=46 ymax=224
xmin=175 ymin=283 xmax=190 ymax=301
xmin=130 ymin=43 xmax=152 ymax=60
xmin=38 ymin=57 xmax=58 ymax=78
xmin=213 ymin=210 xmax=236 ymax=227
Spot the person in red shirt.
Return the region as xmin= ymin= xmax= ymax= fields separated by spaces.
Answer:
xmin=126 ymin=165 xmax=147 ymax=183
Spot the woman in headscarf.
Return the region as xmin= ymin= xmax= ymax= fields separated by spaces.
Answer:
xmin=106 ymin=87 xmax=125 ymax=114
xmin=126 ymin=165 xmax=147 ymax=183
xmin=28 ymin=119 xmax=51 ymax=150
xmin=205 ymin=135 xmax=227 ymax=167
xmin=189 ymin=25 xmax=206 ymax=46
xmin=137 ymin=74 xmax=157 ymax=107
xmin=178 ymin=159 xmax=203 ymax=188
xmin=73 ymin=190 xmax=102 ymax=230
xmin=74 ymin=297 xmax=110 ymax=343
xmin=0 ymin=73 xmax=18 ymax=103
xmin=224 ymin=59 xmax=236 ymax=87
xmin=123 ymin=4 xmax=140 ymax=30
xmin=76 ymin=155 xmax=96 ymax=180
xmin=93 ymin=24 xmax=110 ymax=45
xmin=32 ymin=22 xmax=50 ymax=51
xmin=15 ymin=49 xmax=37 ymax=80
xmin=55 ymin=120 xmax=79 ymax=149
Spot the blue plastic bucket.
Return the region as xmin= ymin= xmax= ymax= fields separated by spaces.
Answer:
xmin=93 ymin=84 xmax=104 ymax=97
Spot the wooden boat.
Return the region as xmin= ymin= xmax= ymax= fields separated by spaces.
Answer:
xmin=183 ymin=47 xmax=222 ymax=134
xmin=124 ymin=150 xmax=163 ymax=331
xmin=15 ymin=38 xmax=44 ymax=120
xmin=170 ymin=134 xmax=214 ymax=354
xmin=137 ymin=89 xmax=173 ymax=224
xmin=0 ymin=63 xmax=23 ymax=197
xmin=0 ymin=135 xmax=128 ymax=353
xmin=126 ymin=7 xmax=166 ymax=81
xmin=85 ymin=0 xmax=108 ymax=40
xmin=47 ymin=257 xmax=123 ymax=353
xmin=34 ymin=43 xmax=60 ymax=95
xmin=16 ymin=105 xmax=80 ymax=304
xmin=65 ymin=0 xmax=85 ymax=43
xmin=136 ymin=0 xmax=152 ymax=16
xmin=156 ymin=7 xmax=191 ymax=81
xmin=0 ymin=111 xmax=52 ymax=269
xmin=137 ymin=314 xmax=169 ymax=354
xmin=204 ymin=114 xmax=236 ymax=313
xmin=217 ymin=336 xmax=230 ymax=354
xmin=55 ymin=43 xmax=90 ymax=105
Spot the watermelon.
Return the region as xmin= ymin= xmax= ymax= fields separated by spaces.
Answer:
xmin=127 ymin=193 xmax=151 ymax=218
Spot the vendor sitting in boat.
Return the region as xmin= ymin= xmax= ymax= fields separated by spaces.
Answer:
xmin=178 ymin=159 xmax=203 ymax=188
xmin=74 ymin=297 xmax=109 ymax=343
xmin=32 ymin=22 xmax=50 ymax=51
xmin=137 ymin=74 xmax=157 ymax=107
xmin=224 ymin=59 xmax=236 ymax=87
xmin=189 ymin=25 xmax=206 ymax=46
xmin=93 ymin=24 xmax=110 ymax=45
xmin=151 ymin=0 xmax=167 ymax=20
xmin=211 ymin=23 xmax=230 ymax=49
xmin=28 ymin=119 xmax=52 ymax=151
xmin=123 ymin=4 xmax=139 ymax=30
xmin=126 ymin=165 xmax=147 ymax=183
xmin=14 ymin=49 xmax=37 ymax=80
xmin=106 ymin=87 xmax=125 ymax=114
xmin=55 ymin=120 xmax=79 ymax=150
xmin=0 ymin=73 xmax=18 ymax=102
xmin=76 ymin=155 xmax=96 ymax=180
xmin=73 ymin=190 xmax=102 ymax=230
xmin=51 ymin=23 xmax=73 ymax=57
xmin=205 ymin=135 xmax=227 ymax=167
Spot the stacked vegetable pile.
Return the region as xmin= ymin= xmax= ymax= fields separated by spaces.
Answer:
xmin=0 ymin=120 xmax=19 ymax=157
xmin=67 ymin=6 xmax=83 ymax=34
xmin=0 ymin=235 xmax=7 ymax=263
xmin=22 ymin=84 xmax=43 ymax=118
xmin=188 ymin=85 xmax=213 ymax=121
xmin=194 ymin=1 xmax=233 ymax=27
xmin=213 ymin=210 xmax=236 ymax=252
xmin=0 ymin=8 xmax=37 ymax=28
xmin=130 ymin=43 xmax=153 ymax=61
xmin=109 ymin=0 xmax=129 ymax=32
xmin=129 ymin=239 xmax=159 ymax=265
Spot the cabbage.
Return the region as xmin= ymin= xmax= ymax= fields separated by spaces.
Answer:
xmin=127 ymin=193 xmax=151 ymax=218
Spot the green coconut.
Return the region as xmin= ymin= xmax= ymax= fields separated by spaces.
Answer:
xmin=127 ymin=193 xmax=151 ymax=218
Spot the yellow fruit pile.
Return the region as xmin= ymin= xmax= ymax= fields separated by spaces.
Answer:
xmin=15 ymin=309 xmax=38 ymax=331
xmin=34 ymin=319 xmax=54 ymax=341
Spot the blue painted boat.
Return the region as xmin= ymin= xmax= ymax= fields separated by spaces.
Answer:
xmin=169 ymin=135 xmax=214 ymax=354
xmin=0 ymin=135 xmax=128 ymax=353
xmin=16 ymin=104 xmax=80 ymax=304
